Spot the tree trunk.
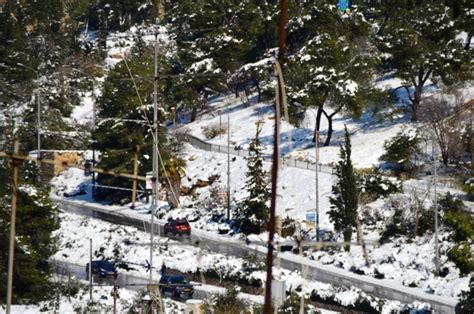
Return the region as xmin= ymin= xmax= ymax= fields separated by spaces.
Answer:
xmin=324 ymin=115 xmax=333 ymax=147
xmin=465 ymin=33 xmax=472 ymax=50
xmin=312 ymin=106 xmax=324 ymax=142
xmin=255 ymin=79 xmax=261 ymax=103
xmin=343 ymin=229 xmax=352 ymax=252
xmin=411 ymin=85 xmax=423 ymax=122
xmin=190 ymin=107 xmax=197 ymax=122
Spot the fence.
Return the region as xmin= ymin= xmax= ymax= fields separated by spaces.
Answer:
xmin=175 ymin=133 xmax=335 ymax=175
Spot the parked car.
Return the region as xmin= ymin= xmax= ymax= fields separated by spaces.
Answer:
xmin=159 ymin=274 xmax=194 ymax=298
xmin=164 ymin=218 xmax=191 ymax=236
xmin=85 ymin=260 xmax=117 ymax=277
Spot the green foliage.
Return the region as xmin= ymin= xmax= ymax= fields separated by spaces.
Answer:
xmin=439 ymin=192 xmax=467 ymax=212
xmin=93 ymin=48 xmax=172 ymax=201
xmin=375 ymin=1 xmax=472 ymax=121
xmin=447 ymin=244 xmax=474 ymax=275
xmin=357 ymin=171 xmax=402 ymax=202
xmin=379 ymin=130 xmax=420 ymax=177
xmin=201 ymin=286 xmax=249 ymax=314
xmin=281 ymin=216 xmax=299 ymax=238
xmin=235 ymin=122 xmax=270 ymax=235
xmin=380 ymin=197 xmax=434 ymax=243
xmin=279 ymin=292 xmax=314 ymax=313
xmin=456 ymin=276 xmax=474 ymax=314
xmin=444 ymin=211 xmax=474 ymax=242
xmin=328 ymin=126 xmax=358 ymax=251
xmin=0 ymin=177 xmax=60 ymax=303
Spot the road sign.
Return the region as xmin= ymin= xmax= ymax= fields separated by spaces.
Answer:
xmin=338 ymin=0 xmax=350 ymax=11
xmin=306 ymin=211 xmax=316 ymax=222
xmin=146 ymin=172 xmax=153 ymax=190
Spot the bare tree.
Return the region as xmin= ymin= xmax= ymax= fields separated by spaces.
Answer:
xmin=419 ymin=89 xmax=471 ymax=165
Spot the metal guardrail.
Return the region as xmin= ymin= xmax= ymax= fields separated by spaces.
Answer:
xmin=175 ymin=133 xmax=335 ymax=174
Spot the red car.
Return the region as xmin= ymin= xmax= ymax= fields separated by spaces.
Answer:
xmin=164 ymin=218 xmax=191 ymax=236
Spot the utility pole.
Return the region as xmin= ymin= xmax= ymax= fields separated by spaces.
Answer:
xmin=113 ymin=273 xmax=118 ymax=314
xmin=227 ymin=103 xmax=231 ymax=221
xmin=6 ymin=140 xmax=20 ymax=314
xmin=150 ymin=30 xmax=159 ymax=285
xmin=433 ymin=144 xmax=440 ymax=275
xmin=131 ymin=146 xmax=140 ymax=209
xmin=315 ymin=130 xmax=320 ymax=241
xmin=265 ymin=1 xmax=288 ymax=311
xmin=91 ymin=90 xmax=96 ymax=199
xmin=89 ymin=238 xmax=93 ymax=302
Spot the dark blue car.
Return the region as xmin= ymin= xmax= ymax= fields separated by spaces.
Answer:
xmin=86 ymin=260 xmax=117 ymax=277
xmin=159 ymin=274 xmax=194 ymax=298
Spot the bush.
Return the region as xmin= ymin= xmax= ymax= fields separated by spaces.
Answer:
xmin=202 ymin=123 xmax=226 ymax=139
xmin=438 ymin=192 xmax=466 ymax=212
xmin=201 ymin=286 xmax=250 ymax=314
xmin=281 ymin=216 xmax=298 ymax=238
xmin=447 ymin=244 xmax=474 ymax=275
xmin=358 ymin=171 xmax=402 ymax=202
xmin=379 ymin=130 xmax=420 ymax=177
xmin=443 ymin=211 xmax=474 ymax=242
xmin=456 ymin=276 xmax=474 ymax=314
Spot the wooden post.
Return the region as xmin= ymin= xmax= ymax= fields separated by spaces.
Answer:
xmin=113 ymin=273 xmax=117 ymax=314
xmin=131 ymin=146 xmax=139 ymax=209
xmin=6 ymin=140 xmax=20 ymax=314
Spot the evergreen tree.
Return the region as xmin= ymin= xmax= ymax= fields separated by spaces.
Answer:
xmin=379 ymin=130 xmax=420 ymax=177
xmin=328 ymin=126 xmax=358 ymax=251
xmin=285 ymin=3 xmax=377 ymax=146
xmin=0 ymin=165 xmax=60 ymax=303
xmin=236 ymin=121 xmax=270 ymax=235
xmin=375 ymin=1 xmax=472 ymax=121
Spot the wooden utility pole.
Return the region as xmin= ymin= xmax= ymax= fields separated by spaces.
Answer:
xmin=264 ymin=1 xmax=288 ymax=312
xmin=131 ymin=146 xmax=140 ymax=209
xmin=6 ymin=140 xmax=20 ymax=314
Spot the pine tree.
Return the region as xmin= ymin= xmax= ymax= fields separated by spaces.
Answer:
xmin=0 ymin=165 xmax=60 ymax=303
xmin=328 ymin=126 xmax=358 ymax=251
xmin=236 ymin=121 xmax=270 ymax=235
xmin=285 ymin=3 xmax=376 ymax=146
xmin=375 ymin=1 xmax=472 ymax=121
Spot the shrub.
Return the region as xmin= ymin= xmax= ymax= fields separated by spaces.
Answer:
xmin=447 ymin=244 xmax=474 ymax=275
xmin=201 ymin=286 xmax=250 ymax=314
xmin=443 ymin=211 xmax=474 ymax=242
xmin=456 ymin=276 xmax=474 ymax=314
xmin=281 ymin=216 xmax=298 ymax=238
xmin=202 ymin=123 xmax=226 ymax=139
xmin=380 ymin=197 xmax=434 ymax=243
xmin=358 ymin=171 xmax=402 ymax=202
xmin=379 ymin=130 xmax=420 ymax=177
xmin=438 ymin=192 xmax=466 ymax=212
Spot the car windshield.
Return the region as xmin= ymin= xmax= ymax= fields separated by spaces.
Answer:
xmin=97 ymin=262 xmax=115 ymax=271
xmin=170 ymin=276 xmax=188 ymax=284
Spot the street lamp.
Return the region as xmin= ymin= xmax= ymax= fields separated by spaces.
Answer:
xmin=306 ymin=109 xmax=320 ymax=241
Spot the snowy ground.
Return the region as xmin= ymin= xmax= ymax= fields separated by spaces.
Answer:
xmin=50 ymin=211 xmax=429 ymax=312
xmin=48 ymin=22 xmax=473 ymax=308
xmin=0 ymin=285 xmax=185 ymax=313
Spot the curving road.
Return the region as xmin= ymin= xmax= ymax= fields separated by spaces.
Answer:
xmin=53 ymin=197 xmax=458 ymax=313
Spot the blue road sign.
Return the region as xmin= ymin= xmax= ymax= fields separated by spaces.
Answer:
xmin=306 ymin=212 xmax=316 ymax=222
xmin=338 ymin=0 xmax=350 ymax=11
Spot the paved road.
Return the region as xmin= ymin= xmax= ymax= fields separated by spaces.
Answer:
xmin=53 ymin=259 xmax=210 ymax=301
xmin=53 ymin=197 xmax=458 ymax=313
